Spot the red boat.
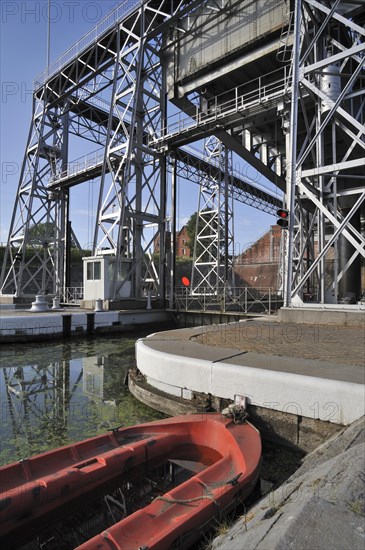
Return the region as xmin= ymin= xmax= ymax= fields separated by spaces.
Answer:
xmin=0 ymin=413 xmax=261 ymax=549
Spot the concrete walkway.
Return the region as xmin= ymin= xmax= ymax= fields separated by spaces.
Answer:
xmin=136 ymin=317 xmax=365 ymax=427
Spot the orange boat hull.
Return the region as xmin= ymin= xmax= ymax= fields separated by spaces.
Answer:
xmin=0 ymin=413 xmax=261 ymax=549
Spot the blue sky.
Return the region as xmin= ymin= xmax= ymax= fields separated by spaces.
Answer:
xmin=0 ymin=0 xmax=278 ymax=253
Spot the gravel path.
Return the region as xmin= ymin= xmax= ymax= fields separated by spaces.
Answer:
xmin=192 ymin=320 xmax=365 ymax=368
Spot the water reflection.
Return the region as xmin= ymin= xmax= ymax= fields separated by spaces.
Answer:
xmin=0 ymin=334 xmax=164 ymax=466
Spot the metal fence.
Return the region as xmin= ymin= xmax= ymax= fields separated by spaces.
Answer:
xmin=60 ymin=287 xmax=84 ymax=305
xmin=174 ymin=286 xmax=283 ymax=314
xmin=58 ymin=285 xmax=283 ymax=312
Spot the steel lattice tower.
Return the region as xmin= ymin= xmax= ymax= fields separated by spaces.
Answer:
xmin=285 ymin=0 xmax=365 ymax=306
xmin=1 ymin=0 xmax=363 ymax=308
xmin=191 ymin=136 xmax=235 ymax=295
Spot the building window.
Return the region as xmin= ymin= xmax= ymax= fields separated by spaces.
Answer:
xmin=87 ymin=261 xmax=101 ymax=280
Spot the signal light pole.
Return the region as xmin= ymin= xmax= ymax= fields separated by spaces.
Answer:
xmin=276 ymin=209 xmax=289 ymax=229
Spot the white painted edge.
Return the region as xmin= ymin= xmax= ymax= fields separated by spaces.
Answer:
xmin=136 ymin=339 xmax=365 ymax=425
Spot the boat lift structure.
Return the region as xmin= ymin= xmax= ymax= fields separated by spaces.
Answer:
xmin=0 ymin=0 xmax=364 ymax=308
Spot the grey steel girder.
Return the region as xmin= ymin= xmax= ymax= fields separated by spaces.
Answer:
xmin=285 ymin=0 xmax=365 ymax=305
xmin=2 ymin=0 xmax=364 ymax=307
xmin=190 ymin=137 xmax=235 ymax=295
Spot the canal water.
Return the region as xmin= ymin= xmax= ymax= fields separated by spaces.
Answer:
xmin=0 ymin=331 xmax=165 ymax=467
xmin=0 ymin=330 xmax=305 ymax=549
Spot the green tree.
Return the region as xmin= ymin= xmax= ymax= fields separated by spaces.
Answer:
xmin=27 ymin=222 xmax=80 ymax=249
xmin=185 ymin=211 xmax=199 ymax=253
xmin=185 ymin=210 xmax=217 ymax=260
xmin=28 ymin=222 xmax=56 ymax=245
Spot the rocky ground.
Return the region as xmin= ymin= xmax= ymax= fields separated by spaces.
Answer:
xmin=210 ymin=416 xmax=365 ymax=550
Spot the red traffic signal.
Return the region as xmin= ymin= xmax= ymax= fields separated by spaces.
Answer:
xmin=276 ymin=209 xmax=289 ymax=228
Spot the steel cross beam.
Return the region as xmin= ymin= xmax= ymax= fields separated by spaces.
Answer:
xmin=285 ymin=0 xmax=365 ymax=306
xmin=0 ymin=1 xmax=196 ymax=299
xmin=190 ymin=137 xmax=235 ymax=295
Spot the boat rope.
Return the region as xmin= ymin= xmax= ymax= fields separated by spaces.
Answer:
xmin=155 ymin=494 xmax=219 ymax=506
xmin=203 ymin=472 xmax=243 ymax=489
xmin=221 ymin=403 xmax=248 ymax=423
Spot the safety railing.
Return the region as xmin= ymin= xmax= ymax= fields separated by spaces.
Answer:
xmin=174 ymin=286 xmax=283 ymax=314
xmin=152 ymin=66 xmax=292 ymax=143
xmin=49 ymin=148 xmax=105 ymax=185
xmin=74 ymin=88 xmax=112 ymax=111
xmin=60 ymin=287 xmax=84 ymax=304
xmin=34 ymin=0 xmax=139 ymax=89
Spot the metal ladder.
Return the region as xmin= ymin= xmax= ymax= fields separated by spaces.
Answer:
xmin=277 ymin=11 xmax=294 ymax=63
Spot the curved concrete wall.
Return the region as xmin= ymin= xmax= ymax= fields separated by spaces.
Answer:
xmin=136 ymin=339 xmax=365 ymax=425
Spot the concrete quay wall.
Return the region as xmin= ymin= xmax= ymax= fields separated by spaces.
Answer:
xmin=279 ymin=306 xmax=365 ymax=326
xmin=136 ymin=338 xmax=364 ymax=426
xmin=135 ymin=315 xmax=365 ymax=452
xmin=0 ymin=309 xmax=170 ymax=342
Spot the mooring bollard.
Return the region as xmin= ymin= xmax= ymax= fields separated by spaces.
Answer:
xmin=30 ymin=295 xmax=50 ymax=312
xmin=52 ymin=296 xmax=60 ymax=310
xmin=94 ymin=298 xmax=103 ymax=312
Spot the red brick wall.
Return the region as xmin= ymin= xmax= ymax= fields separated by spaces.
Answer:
xmin=154 ymin=226 xmax=191 ymax=258
xmin=176 ymin=226 xmax=191 ymax=258
xmin=234 ymin=226 xmax=282 ymax=288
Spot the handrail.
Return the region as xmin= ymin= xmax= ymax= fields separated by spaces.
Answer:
xmin=34 ymin=0 xmax=139 ymax=90
xmin=153 ymin=66 xmax=291 ymax=143
xmin=174 ymin=286 xmax=283 ymax=314
xmin=61 ymin=286 xmax=84 ymax=304
xmin=49 ymin=147 xmax=105 ymax=184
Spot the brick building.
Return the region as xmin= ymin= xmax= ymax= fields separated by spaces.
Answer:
xmin=154 ymin=226 xmax=191 ymax=258
xmin=234 ymin=225 xmax=282 ymax=288
xmin=176 ymin=226 xmax=191 ymax=258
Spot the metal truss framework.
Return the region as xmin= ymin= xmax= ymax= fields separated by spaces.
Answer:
xmin=190 ymin=136 xmax=235 ymax=294
xmin=0 ymin=93 xmax=69 ymax=296
xmin=1 ymin=0 xmax=363 ymax=307
xmin=1 ymin=0 xmax=282 ymax=302
xmin=174 ymin=147 xmax=281 ymax=215
xmin=0 ymin=1 xmax=184 ymax=299
xmin=92 ymin=6 xmax=167 ymax=298
xmin=286 ymin=0 xmax=365 ymax=305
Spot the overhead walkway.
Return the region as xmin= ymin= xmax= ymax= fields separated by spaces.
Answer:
xmin=151 ymin=66 xmax=292 ymax=149
xmin=49 ymin=142 xmax=281 ymax=214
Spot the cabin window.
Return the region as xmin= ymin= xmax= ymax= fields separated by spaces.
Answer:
xmin=87 ymin=261 xmax=101 ymax=280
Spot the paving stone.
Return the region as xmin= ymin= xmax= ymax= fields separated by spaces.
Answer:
xmin=192 ymin=320 xmax=365 ymax=368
